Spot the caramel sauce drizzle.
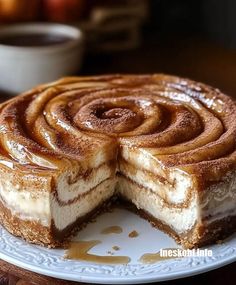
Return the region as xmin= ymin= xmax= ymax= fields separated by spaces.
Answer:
xmin=112 ymin=245 xmax=120 ymax=251
xmin=101 ymin=226 xmax=123 ymax=234
xmin=128 ymin=230 xmax=139 ymax=238
xmin=0 ymin=75 xmax=234 ymax=184
xmin=65 ymin=240 xmax=130 ymax=264
xmin=139 ymin=248 xmax=178 ymax=264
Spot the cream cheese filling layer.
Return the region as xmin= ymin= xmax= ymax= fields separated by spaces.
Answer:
xmin=57 ymin=163 xmax=114 ymax=203
xmin=0 ymin=179 xmax=50 ymax=226
xmin=203 ymin=200 xmax=236 ymax=224
xmin=117 ymin=176 xmax=198 ymax=234
xmin=119 ymin=159 xmax=192 ymax=205
xmin=120 ymin=146 xmax=192 ymax=204
xmin=201 ymin=172 xmax=236 ymax=224
xmin=2 ymin=148 xmax=236 ymax=233
xmin=52 ymin=178 xmax=116 ymax=231
xmin=0 ymin=165 xmax=115 ymax=227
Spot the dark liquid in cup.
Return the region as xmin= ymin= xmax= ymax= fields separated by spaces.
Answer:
xmin=0 ymin=33 xmax=73 ymax=47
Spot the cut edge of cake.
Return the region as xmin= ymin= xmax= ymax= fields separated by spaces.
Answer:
xmin=1 ymin=145 xmax=236 ymax=249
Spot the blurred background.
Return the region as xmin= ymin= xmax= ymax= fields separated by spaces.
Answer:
xmin=0 ymin=0 xmax=236 ymax=97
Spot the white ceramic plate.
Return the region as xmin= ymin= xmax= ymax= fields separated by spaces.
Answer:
xmin=0 ymin=208 xmax=236 ymax=284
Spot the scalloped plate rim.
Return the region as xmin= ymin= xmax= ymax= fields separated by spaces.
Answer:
xmin=1 ymin=223 xmax=236 ymax=284
xmin=1 ymin=249 xmax=236 ymax=284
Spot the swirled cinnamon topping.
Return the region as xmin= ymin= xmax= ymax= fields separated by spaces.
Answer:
xmin=0 ymin=74 xmax=235 ymax=183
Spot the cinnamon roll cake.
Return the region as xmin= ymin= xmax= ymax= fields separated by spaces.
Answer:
xmin=0 ymin=74 xmax=236 ymax=249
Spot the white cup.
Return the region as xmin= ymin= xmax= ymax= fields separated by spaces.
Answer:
xmin=0 ymin=23 xmax=84 ymax=94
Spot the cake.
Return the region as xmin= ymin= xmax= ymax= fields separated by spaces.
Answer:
xmin=0 ymin=74 xmax=236 ymax=249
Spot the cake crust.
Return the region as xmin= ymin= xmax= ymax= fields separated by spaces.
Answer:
xmin=0 ymin=197 xmax=116 ymax=248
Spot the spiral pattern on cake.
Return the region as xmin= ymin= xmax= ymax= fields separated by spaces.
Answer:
xmin=0 ymin=74 xmax=236 ymax=181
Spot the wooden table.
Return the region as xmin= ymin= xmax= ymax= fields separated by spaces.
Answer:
xmin=1 ymin=35 xmax=236 ymax=284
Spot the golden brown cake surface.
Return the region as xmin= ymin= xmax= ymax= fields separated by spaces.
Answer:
xmin=0 ymin=74 xmax=236 ymax=249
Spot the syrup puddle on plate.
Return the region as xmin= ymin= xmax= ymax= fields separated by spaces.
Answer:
xmin=139 ymin=249 xmax=176 ymax=264
xmin=112 ymin=245 xmax=120 ymax=251
xmin=128 ymin=230 xmax=139 ymax=238
xmin=65 ymin=240 xmax=130 ymax=265
xmin=64 ymin=210 xmax=178 ymax=265
xmin=101 ymin=226 xmax=123 ymax=234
